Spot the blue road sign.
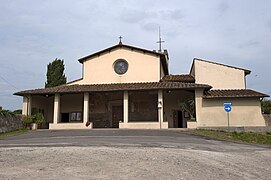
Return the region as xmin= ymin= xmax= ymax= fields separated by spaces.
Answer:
xmin=224 ymin=102 xmax=232 ymax=113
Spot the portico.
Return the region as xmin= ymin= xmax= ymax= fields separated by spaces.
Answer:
xmin=20 ymin=82 xmax=203 ymax=129
xmin=40 ymin=89 xmax=168 ymax=129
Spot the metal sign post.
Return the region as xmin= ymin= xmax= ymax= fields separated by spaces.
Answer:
xmin=224 ymin=102 xmax=232 ymax=131
xmin=227 ymin=112 xmax=230 ymax=131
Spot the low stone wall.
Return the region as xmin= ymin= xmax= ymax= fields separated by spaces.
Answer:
xmin=198 ymin=114 xmax=271 ymax=133
xmin=263 ymin=114 xmax=271 ymax=126
xmin=0 ymin=115 xmax=23 ymax=133
xmin=198 ymin=126 xmax=271 ymax=133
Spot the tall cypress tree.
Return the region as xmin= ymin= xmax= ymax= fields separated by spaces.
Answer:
xmin=45 ymin=58 xmax=67 ymax=88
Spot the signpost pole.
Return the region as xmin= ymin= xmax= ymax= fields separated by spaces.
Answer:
xmin=224 ymin=102 xmax=232 ymax=132
xmin=227 ymin=112 xmax=230 ymax=131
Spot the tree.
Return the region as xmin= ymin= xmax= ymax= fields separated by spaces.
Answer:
xmin=13 ymin=109 xmax=22 ymax=115
xmin=261 ymin=99 xmax=271 ymax=114
xmin=179 ymin=96 xmax=195 ymax=120
xmin=45 ymin=58 xmax=67 ymax=88
xmin=0 ymin=107 xmax=14 ymax=116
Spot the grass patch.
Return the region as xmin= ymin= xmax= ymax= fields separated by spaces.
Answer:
xmin=194 ymin=129 xmax=271 ymax=145
xmin=0 ymin=128 xmax=28 ymax=138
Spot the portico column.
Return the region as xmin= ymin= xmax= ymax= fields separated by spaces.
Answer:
xmin=83 ymin=92 xmax=89 ymax=124
xmin=123 ymin=91 xmax=128 ymax=123
xmin=53 ymin=93 xmax=60 ymax=124
xmin=28 ymin=95 xmax=32 ymax=116
xmin=158 ymin=90 xmax=164 ymax=128
xmin=22 ymin=96 xmax=28 ymax=116
xmin=22 ymin=95 xmax=31 ymax=116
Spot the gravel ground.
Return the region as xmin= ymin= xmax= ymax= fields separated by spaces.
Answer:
xmin=0 ymin=146 xmax=271 ymax=180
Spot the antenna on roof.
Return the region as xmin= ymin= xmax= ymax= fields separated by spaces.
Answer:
xmin=156 ymin=26 xmax=165 ymax=52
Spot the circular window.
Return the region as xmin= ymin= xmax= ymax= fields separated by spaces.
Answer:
xmin=114 ymin=59 xmax=128 ymax=75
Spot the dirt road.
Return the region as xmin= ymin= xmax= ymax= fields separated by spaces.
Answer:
xmin=0 ymin=130 xmax=270 ymax=179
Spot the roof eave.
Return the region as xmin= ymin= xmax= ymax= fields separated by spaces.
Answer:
xmin=203 ymin=95 xmax=269 ymax=99
xmin=78 ymin=43 xmax=164 ymax=63
xmin=14 ymin=82 xmax=211 ymax=96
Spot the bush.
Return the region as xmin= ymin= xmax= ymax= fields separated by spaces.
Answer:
xmin=22 ymin=113 xmax=45 ymax=129
xmin=22 ymin=115 xmax=33 ymax=127
xmin=32 ymin=113 xmax=45 ymax=125
xmin=261 ymin=99 xmax=271 ymax=114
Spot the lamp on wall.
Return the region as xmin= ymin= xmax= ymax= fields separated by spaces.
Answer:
xmin=158 ymin=101 xmax=163 ymax=129
xmin=158 ymin=101 xmax=163 ymax=108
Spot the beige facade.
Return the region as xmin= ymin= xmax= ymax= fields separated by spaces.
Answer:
xmin=195 ymin=89 xmax=266 ymax=127
xmin=71 ymin=47 xmax=163 ymax=85
xmin=191 ymin=59 xmax=247 ymax=89
xmin=17 ymin=43 xmax=268 ymax=130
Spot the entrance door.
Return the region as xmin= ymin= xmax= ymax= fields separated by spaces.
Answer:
xmin=112 ymin=105 xmax=123 ymax=128
xmin=177 ymin=111 xmax=183 ymax=128
xmin=61 ymin=113 xmax=69 ymax=123
xmin=173 ymin=111 xmax=184 ymax=128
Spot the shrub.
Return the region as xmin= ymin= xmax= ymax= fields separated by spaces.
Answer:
xmin=261 ymin=99 xmax=271 ymax=114
xmin=179 ymin=96 xmax=195 ymax=119
xmin=32 ymin=113 xmax=45 ymax=125
xmin=22 ymin=115 xmax=33 ymax=127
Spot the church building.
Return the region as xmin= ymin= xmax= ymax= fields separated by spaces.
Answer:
xmin=15 ymin=41 xmax=269 ymax=129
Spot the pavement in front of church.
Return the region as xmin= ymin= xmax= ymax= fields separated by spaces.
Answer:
xmin=0 ymin=129 xmax=270 ymax=179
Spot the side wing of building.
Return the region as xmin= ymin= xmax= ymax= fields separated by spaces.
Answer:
xmin=191 ymin=58 xmax=249 ymax=89
xmin=191 ymin=58 xmax=268 ymax=128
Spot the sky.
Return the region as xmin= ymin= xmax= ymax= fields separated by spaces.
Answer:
xmin=0 ymin=0 xmax=271 ymax=110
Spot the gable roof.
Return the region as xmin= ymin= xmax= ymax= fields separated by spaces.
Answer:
xmin=203 ymin=89 xmax=269 ymax=99
xmin=190 ymin=58 xmax=251 ymax=75
xmin=78 ymin=43 xmax=169 ymax=75
xmin=14 ymin=82 xmax=211 ymax=96
xmin=161 ymin=74 xmax=195 ymax=83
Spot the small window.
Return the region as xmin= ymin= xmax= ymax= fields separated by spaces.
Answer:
xmin=70 ymin=112 xmax=82 ymax=121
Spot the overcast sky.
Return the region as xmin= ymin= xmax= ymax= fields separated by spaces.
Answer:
xmin=0 ymin=0 xmax=271 ymax=110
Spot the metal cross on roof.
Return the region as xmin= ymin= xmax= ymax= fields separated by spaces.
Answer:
xmin=156 ymin=27 xmax=165 ymax=51
xmin=119 ymin=36 xmax=123 ymax=44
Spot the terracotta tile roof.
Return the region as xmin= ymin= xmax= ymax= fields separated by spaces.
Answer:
xmin=14 ymin=82 xmax=211 ymax=96
xmin=162 ymin=75 xmax=195 ymax=83
xmin=203 ymin=89 xmax=269 ymax=98
xmin=66 ymin=78 xmax=83 ymax=85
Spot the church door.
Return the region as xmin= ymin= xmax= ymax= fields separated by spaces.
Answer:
xmin=112 ymin=105 xmax=123 ymax=128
